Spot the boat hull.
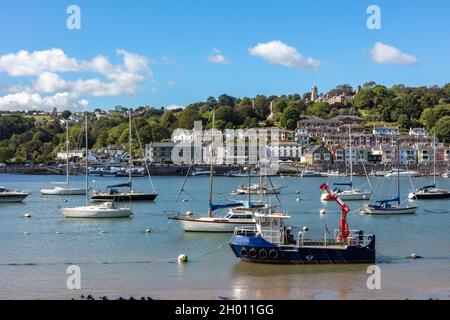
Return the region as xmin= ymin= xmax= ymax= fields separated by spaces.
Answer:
xmin=40 ymin=187 xmax=87 ymax=195
xmin=408 ymin=192 xmax=450 ymax=199
xmin=59 ymin=206 xmax=132 ymax=218
xmin=363 ymin=204 xmax=418 ymax=215
xmin=170 ymin=216 xmax=255 ymax=232
xmin=321 ymin=191 xmax=372 ymax=201
xmin=0 ymin=193 xmax=29 ymax=203
xmin=91 ymin=193 xmax=158 ymax=202
xmin=229 ymin=234 xmax=376 ymax=264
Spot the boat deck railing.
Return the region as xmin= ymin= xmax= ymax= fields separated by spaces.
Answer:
xmin=235 ymin=227 xmax=373 ymax=247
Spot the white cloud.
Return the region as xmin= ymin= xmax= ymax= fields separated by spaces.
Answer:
xmin=370 ymin=42 xmax=418 ymax=64
xmin=166 ymin=104 xmax=183 ymax=110
xmin=0 ymin=48 xmax=79 ymax=76
xmin=208 ymin=48 xmax=229 ymax=64
xmin=0 ymin=48 xmax=153 ymax=111
xmin=166 ymin=80 xmax=176 ymax=86
xmin=33 ymin=72 xmax=68 ymax=93
xmin=0 ymin=91 xmax=88 ymax=111
xmin=249 ymin=40 xmax=320 ymax=71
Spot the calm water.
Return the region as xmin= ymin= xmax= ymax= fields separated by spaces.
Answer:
xmin=0 ymin=173 xmax=449 ymax=300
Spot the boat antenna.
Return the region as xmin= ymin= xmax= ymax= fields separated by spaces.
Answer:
xmin=66 ymin=120 xmax=69 ymax=186
xmin=207 ymin=110 xmax=215 ymax=217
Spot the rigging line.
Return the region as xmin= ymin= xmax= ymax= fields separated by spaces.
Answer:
xmin=169 ymin=111 xmax=215 ymax=214
xmin=267 ymin=175 xmax=281 ymax=205
xmin=132 ymin=118 xmax=156 ymax=193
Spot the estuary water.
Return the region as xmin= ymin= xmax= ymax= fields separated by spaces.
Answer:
xmin=0 ymin=173 xmax=449 ymax=300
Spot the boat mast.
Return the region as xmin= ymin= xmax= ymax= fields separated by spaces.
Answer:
xmin=397 ymin=142 xmax=400 ymax=205
xmin=348 ymin=124 xmax=353 ymax=186
xmin=85 ymin=114 xmax=88 ymax=206
xmin=66 ymin=120 xmax=69 ymax=186
xmin=433 ymin=134 xmax=436 ymax=186
xmin=207 ymin=110 xmax=215 ymax=217
xmin=259 ymin=162 xmax=263 ymax=203
xmin=128 ymin=109 xmax=132 ymax=193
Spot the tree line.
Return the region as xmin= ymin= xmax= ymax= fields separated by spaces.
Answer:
xmin=0 ymin=81 xmax=449 ymax=164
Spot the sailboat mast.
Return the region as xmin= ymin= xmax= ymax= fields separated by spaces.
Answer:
xmin=66 ymin=120 xmax=69 ymax=186
xmin=397 ymin=142 xmax=400 ymax=205
xmin=433 ymin=134 xmax=436 ymax=186
xmin=208 ymin=111 xmax=215 ymax=217
xmin=128 ymin=109 xmax=132 ymax=193
xmin=259 ymin=162 xmax=263 ymax=203
xmin=348 ymin=124 xmax=353 ymax=185
xmin=85 ymin=114 xmax=88 ymax=206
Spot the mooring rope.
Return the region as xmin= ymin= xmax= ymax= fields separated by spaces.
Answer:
xmin=188 ymin=240 xmax=229 ymax=261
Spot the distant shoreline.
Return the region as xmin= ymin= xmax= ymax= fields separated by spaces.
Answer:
xmin=0 ymin=164 xmax=448 ymax=176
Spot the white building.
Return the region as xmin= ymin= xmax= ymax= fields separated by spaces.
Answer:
xmin=409 ymin=128 xmax=427 ymax=136
xmin=56 ymin=150 xmax=84 ymax=160
xmin=268 ymin=142 xmax=302 ymax=161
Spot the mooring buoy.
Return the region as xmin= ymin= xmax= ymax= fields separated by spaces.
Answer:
xmin=177 ymin=254 xmax=188 ymax=264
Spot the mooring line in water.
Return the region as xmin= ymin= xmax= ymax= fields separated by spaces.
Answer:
xmin=423 ymin=209 xmax=450 ymax=214
xmin=188 ymin=241 xmax=229 ymax=261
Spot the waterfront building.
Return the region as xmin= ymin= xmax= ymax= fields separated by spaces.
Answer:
xmin=267 ymin=142 xmax=303 ymax=161
xmin=372 ymin=126 xmax=400 ymax=135
xmin=409 ymin=127 xmax=427 ymax=136
xmin=146 ymin=142 xmax=176 ymax=164
xmin=302 ymin=145 xmax=332 ymax=165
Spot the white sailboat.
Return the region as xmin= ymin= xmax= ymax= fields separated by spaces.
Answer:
xmin=169 ymin=111 xmax=269 ymax=232
xmin=408 ymin=135 xmax=450 ymax=199
xmin=59 ymin=115 xmax=132 ymax=218
xmin=322 ymin=125 xmax=372 ymax=201
xmin=363 ymin=143 xmax=418 ymax=215
xmin=41 ymin=120 xmax=86 ymax=196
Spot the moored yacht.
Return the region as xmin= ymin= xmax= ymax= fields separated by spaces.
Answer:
xmin=0 ymin=187 xmax=29 ymax=203
xmin=60 ymin=202 xmax=132 ymax=218
xmin=40 ymin=121 xmax=86 ymax=196
xmin=408 ymin=135 xmax=450 ymax=200
xmin=91 ymin=111 xmax=158 ymax=202
xmin=59 ymin=115 xmax=133 ymax=219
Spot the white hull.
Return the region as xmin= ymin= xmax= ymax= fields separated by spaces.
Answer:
xmin=41 ymin=187 xmax=87 ymax=195
xmin=173 ymin=216 xmax=255 ymax=232
xmin=322 ymin=190 xmax=372 ymax=201
xmin=59 ymin=204 xmax=132 ymax=218
xmin=0 ymin=194 xmax=29 ymax=203
xmin=363 ymin=204 xmax=418 ymax=215
xmin=385 ymin=171 xmax=420 ymax=177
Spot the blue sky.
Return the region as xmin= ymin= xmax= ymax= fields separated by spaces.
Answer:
xmin=0 ymin=0 xmax=449 ymax=111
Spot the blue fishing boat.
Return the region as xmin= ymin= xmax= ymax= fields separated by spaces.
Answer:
xmin=229 ymin=183 xmax=376 ymax=264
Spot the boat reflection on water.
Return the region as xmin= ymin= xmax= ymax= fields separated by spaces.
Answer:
xmin=229 ymin=262 xmax=370 ymax=300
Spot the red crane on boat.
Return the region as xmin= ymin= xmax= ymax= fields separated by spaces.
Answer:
xmin=320 ymin=183 xmax=350 ymax=240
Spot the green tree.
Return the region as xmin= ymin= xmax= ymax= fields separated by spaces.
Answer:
xmin=280 ymin=106 xmax=301 ymax=130
xmin=308 ymin=102 xmax=331 ymax=119
xmin=420 ymin=104 xmax=450 ymax=130
xmin=434 ymin=116 xmax=450 ymax=143
xmin=177 ymin=108 xmax=202 ymax=129
xmin=61 ymin=110 xmax=72 ymax=119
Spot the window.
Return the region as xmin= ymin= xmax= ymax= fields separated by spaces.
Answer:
xmin=314 ymin=153 xmax=321 ymax=161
